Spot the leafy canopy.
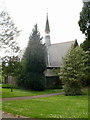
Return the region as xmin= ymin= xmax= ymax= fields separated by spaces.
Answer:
xmin=60 ymin=46 xmax=88 ymax=95
xmin=78 ymin=2 xmax=90 ymax=38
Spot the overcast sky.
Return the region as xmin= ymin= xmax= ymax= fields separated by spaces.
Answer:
xmin=1 ymin=0 xmax=85 ymax=50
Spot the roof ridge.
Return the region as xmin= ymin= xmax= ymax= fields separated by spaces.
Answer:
xmin=51 ymin=40 xmax=75 ymax=45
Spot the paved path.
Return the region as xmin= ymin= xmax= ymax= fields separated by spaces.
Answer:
xmin=2 ymin=92 xmax=64 ymax=101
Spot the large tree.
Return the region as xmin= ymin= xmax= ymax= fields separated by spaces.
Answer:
xmin=18 ymin=24 xmax=47 ymax=90
xmin=78 ymin=1 xmax=90 ymax=39
xmin=78 ymin=1 xmax=90 ymax=51
xmin=60 ymin=46 xmax=88 ymax=96
xmin=0 ymin=11 xmax=20 ymax=54
xmin=23 ymin=24 xmax=47 ymax=73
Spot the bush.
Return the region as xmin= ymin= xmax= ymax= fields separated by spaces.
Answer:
xmin=46 ymin=76 xmax=62 ymax=89
xmin=2 ymin=84 xmax=19 ymax=89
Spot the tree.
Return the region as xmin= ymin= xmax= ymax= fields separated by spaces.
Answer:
xmin=78 ymin=1 xmax=90 ymax=39
xmin=0 ymin=11 xmax=20 ymax=54
xmin=18 ymin=24 xmax=47 ymax=90
xmin=59 ymin=46 xmax=88 ymax=96
xmin=2 ymin=56 xmax=22 ymax=83
xmin=2 ymin=56 xmax=21 ymax=76
xmin=78 ymin=2 xmax=90 ymax=51
xmin=2 ymin=56 xmax=22 ymax=92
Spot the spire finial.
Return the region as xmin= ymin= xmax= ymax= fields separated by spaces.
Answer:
xmin=45 ymin=13 xmax=50 ymax=34
xmin=44 ymin=13 xmax=51 ymax=48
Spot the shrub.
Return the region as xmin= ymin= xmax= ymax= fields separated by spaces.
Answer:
xmin=46 ymin=76 xmax=62 ymax=89
xmin=2 ymin=84 xmax=19 ymax=89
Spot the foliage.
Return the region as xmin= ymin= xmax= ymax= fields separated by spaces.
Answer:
xmin=22 ymin=72 xmax=46 ymax=91
xmin=23 ymin=24 xmax=47 ymax=73
xmin=46 ymin=76 xmax=62 ymax=89
xmin=0 ymin=65 xmax=3 ymax=83
xmin=2 ymin=56 xmax=22 ymax=84
xmin=80 ymin=39 xmax=90 ymax=51
xmin=0 ymin=11 xmax=20 ymax=54
xmin=2 ymin=84 xmax=18 ymax=89
xmin=18 ymin=24 xmax=47 ymax=90
xmin=85 ymin=50 xmax=90 ymax=86
xmin=78 ymin=2 xmax=90 ymax=51
xmin=60 ymin=46 xmax=88 ymax=96
xmin=52 ymin=68 xmax=60 ymax=76
xmin=78 ymin=2 xmax=90 ymax=39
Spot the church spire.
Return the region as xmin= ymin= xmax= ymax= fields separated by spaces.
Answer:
xmin=45 ymin=13 xmax=51 ymax=48
xmin=45 ymin=13 xmax=50 ymax=34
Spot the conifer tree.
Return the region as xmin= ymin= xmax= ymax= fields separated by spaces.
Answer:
xmin=21 ymin=24 xmax=47 ymax=90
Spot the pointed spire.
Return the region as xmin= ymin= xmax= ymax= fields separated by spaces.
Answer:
xmin=45 ymin=13 xmax=50 ymax=34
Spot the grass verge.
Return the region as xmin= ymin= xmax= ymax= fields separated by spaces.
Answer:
xmin=2 ymin=89 xmax=88 ymax=119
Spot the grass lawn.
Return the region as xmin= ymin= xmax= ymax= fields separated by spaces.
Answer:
xmin=2 ymin=89 xmax=88 ymax=119
xmin=2 ymin=88 xmax=63 ymax=98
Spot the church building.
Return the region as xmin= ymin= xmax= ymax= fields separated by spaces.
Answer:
xmin=18 ymin=13 xmax=75 ymax=88
xmin=44 ymin=13 xmax=75 ymax=77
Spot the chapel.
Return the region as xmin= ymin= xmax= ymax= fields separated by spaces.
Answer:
xmin=18 ymin=14 xmax=75 ymax=88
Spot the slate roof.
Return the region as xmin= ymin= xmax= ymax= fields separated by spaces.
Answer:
xmin=47 ymin=40 xmax=75 ymax=67
xmin=18 ymin=40 xmax=75 ymax=68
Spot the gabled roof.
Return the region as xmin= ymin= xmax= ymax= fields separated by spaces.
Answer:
xmin=47 ymin=41 xmax=75 ymax=67
xmin=18 ymin=41 xmax=75 ymax=68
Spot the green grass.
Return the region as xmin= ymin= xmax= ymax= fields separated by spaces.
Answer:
xmin=2 ymin=92 xmax=88 ymax=119
xmin=2 ymin=88 xmax=63 ymax=98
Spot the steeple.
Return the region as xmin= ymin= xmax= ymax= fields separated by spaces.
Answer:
xmin=45 ymin=13 xmax=51 ymax=48
xmin=45 ymin=13 xmax=50 ymax=34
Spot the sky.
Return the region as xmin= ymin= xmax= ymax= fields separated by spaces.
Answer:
xmin=0 ymin=0 xmax=85 ymax=50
